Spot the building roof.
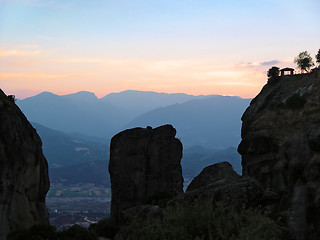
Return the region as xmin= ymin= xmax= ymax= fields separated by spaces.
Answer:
xmin=280 ymin=67 xmax=294 ymax=71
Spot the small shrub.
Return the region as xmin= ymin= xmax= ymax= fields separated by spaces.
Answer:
xmin=285 ymin=93 xmax=307 ymax=109
xmin=146 ymin=190 xmax=175 ymax=207
xmin=8 ymin=224 xmax=97 ymax=240
xmin=89 ymin=217 xmax=118 ymax=239
xmin=8 ymin=95 xmax=16 ymax=103
xmin=59 ymin=224 xmax=96 ymax=240
xmin=129 ymin=199 xmax=281 ymax=240
xmin=7 ymin=224 xmax=57 ymax=240
xmin=309 ymin=135 xmax=320 ymax=152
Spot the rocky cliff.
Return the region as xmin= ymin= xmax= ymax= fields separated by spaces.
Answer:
xmin=109 ymin=125 xmax=183 ymax=222
xmin=238 ymin=69 xmax=320 ymax=240
xmin=176 ymin=162 xmax=267 ymax=209
xmin=0 ymin=90 xmax=49 ymax=240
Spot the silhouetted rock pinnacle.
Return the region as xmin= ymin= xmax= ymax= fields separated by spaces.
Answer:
xmin=0 ymin=89 xmax=49 ymax=240
xmin=109 ymin=124 xmax=183 ymax=222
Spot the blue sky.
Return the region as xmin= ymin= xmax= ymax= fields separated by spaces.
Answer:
xmin=1 ymin=0 xmax=319 ymax=98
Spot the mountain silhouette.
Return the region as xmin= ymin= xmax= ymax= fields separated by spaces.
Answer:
xmin=18 ymin=90 xmax=250 ymax=149
xmin=126 ymin=95 xmax=251 ymax=149
xmin=17 ymin=91 xmax=126 ymax=138
xmin=102 ymin=90 xmax=206 ymax=119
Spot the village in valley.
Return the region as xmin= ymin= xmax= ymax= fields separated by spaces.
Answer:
xmin=46 ymin=184 xmax=111 ymax=229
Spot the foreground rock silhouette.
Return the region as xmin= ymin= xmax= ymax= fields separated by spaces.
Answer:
xmin=108 ymin=124 xmax=278 ymax=240
xmin=0 ymin=89 xmax=49 ymax=240
xmin=109 ymin=124 xmax=183 ymax=222
xmin=238 ymin=69 xmax=320 ymax=240
xmin=163 ymin=162 xmax=274 ymax=219
xmin=181 ymin=162 xmax=267 ymax=208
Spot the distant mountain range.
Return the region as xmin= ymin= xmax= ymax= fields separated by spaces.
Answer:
xmin=32 ymin=122 xmax=108 ymax=167
xmin=126 ymin=95 xmax=251 ymax=149
xmin=18 ymin=90 xmax=251 ymax=149
xmin=18 ymin=91 xmax=126 ymax=138
xmin=17 ymin=90 xmax=248 ymax=186
xmin=101 ymin=90 xmax=207 ymax=119
xmin=33 ymin=121 xmax=241 ymax=186
xmin=182 ymin=146 xmax=241 ymax=178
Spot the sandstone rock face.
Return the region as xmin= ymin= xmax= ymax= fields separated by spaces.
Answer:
xmin=238 ymin=70 xmax=320 ymax=240
xmin=0 ymin=90 xmax=49 ymax=240
xmin=109 ymin=124 xmax=183 ymax=222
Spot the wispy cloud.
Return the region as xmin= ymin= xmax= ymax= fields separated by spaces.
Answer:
xmin=237 ymin=62 xmax=261 ymax=68
xmin=260 ymin=60 xmax=281 ymax=66
xmin=0 ymin=72 xmax=70 ymax=79
xmin=18 ymin=44 xmax=40 ymax=49
xmin=237 ymin=58 xmax=293 ymax=69
xmin=51 ymin=58 xmax=105 ymax=63
xmin=0 ymin=48 xmax=42 ymax=57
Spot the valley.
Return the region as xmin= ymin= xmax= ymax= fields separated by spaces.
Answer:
xmin=15 ymin=90 xmax=248 ymax=229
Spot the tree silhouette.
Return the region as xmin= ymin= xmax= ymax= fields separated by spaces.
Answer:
xmin=294 ymin=51 xmax=314 ymax=72
xmin=316 ymin=49 xmax=320 ymax=67
xmin=267 ymin=66 xmax=280 ymax=85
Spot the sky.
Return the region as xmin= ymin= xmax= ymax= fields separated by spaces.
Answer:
xmin=0 ymin=0 xmax=319 ymax=99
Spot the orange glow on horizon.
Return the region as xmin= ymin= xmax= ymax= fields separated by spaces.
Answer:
xmin=0 ymin=46 xmax=281 ymax=100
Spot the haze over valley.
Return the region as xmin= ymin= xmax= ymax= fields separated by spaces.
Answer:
xmin=17 ymin=90 xmax=250 ymax=148
xmin=18 ymin=90 xmax=248 ymax=189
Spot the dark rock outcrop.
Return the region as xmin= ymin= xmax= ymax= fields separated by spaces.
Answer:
xmin=0 ymin=90 xmax=50 ymax=240
xmin=238 ymin=70 xmax=320 ymax=240
xmin=186 ymin=162 xmax=238 ymax=192
xmin=174 ymin=162 xmax=266 ymax=209
xmin=109 ymin=124 xmax=183 ymax=222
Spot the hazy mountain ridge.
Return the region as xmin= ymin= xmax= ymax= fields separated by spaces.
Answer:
xmin=19 ymin=90 xmax=195 ymax=138
xmin=182 ymin=146 xmax=241 ymax=178
xmin=32 ymin=122 xmax=108 ymax=168
xmin=18 ymin=90 xmax=249 ymax=186
xmin=32 ymin=122 xmax=109 ymax=186
xmin=101 ymin=90 xmax=208 ymax=119
xmin=126 ymin=95 xmax=251 ymax=149
xmin=18 ymin=91 xmax=127 ymax=138
xmin=18 ymin=90 xmax=250 ymax=150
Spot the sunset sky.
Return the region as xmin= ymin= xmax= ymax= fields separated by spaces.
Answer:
xmin=1 ymin=0 xmax=319 ymax=99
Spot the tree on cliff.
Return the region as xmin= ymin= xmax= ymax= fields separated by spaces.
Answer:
xmin=267 ymin=66 xmax=280 ymax=85
xmin=294 ymin=51 xmax=314 ymax=72
xmin=316 ymin=49 xmax=320 ymax=67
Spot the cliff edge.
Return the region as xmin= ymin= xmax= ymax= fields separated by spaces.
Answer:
xmin=0 ymin=89 xmax=49 ymax=240
xmin=238 ymin=69 xmax=320 ymax=240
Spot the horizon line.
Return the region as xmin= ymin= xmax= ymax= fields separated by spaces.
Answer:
xmin=10 ymin=89 xmax=252 ymax=101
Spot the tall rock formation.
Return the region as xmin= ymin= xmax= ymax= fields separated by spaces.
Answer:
xmin=238 ymin=70 xmax=320 ymax=240
xmin=0 ymin=90 xmax=49 ymax=240
xmin=109 ymin=125 xmax=183 ymax=222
